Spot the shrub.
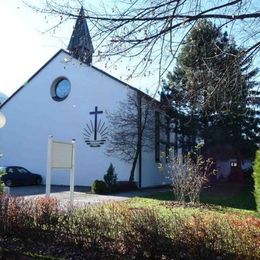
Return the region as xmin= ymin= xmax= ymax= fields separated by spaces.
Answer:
xmin=253 ymin=150 xmax=260 ymax=212
xmin=0 ymin=196 xmax=59 ymax=238
xmin=0 ymin=169 xmax=4 ymax=194
xmin=118 ymin=207 xmax=173 ymax=258
xmin=0 ymin=170 xmax=4 ymax=194
xmin=115 ymin=181 xmax=138 ymax=192
xmin=158 ymin=146 xmax=215 ymax=203
xmin=0 ymin=195 xmax=259 ymax=259
xmin=34 ymin=197 xmax=59 ymax=230
xmin=91 ymin=180 xmax=107 ymax=194
xmin=103 ymin=163 xmax=117 ymax=190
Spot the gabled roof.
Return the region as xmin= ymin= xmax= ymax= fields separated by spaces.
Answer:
xmin=0 ymin=49 xmax=160 ymax=109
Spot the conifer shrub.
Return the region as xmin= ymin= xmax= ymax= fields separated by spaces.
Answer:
xmin=103 ymin=163 xmax=117 ymax=191
xmin=91 ymin=180 xmax=107 ymax=194
xmin=253 ymin=150 xmax=260 ymax=212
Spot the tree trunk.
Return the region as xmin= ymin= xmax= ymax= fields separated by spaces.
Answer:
xmin=129 ymin=150 xmax=139 ymax=182
xmin=129 ymin=92 xmax=142 ymax=185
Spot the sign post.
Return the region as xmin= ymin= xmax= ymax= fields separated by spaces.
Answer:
xmin=46 ymin=135 xmax=53 ymax=197
xmin=46 ymin=136 xmax=76 ymax=204
xmin=70 ymin=139 xmax=76 ymax=202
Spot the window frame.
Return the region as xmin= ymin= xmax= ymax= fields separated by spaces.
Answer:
xmin=51 ymin=77 xmax=71 ymax=102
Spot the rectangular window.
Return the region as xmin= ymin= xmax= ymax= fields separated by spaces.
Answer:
xmin=155 ymin=111 xmax=160 ymax=162
xmin=173 ymin=119 xmax=178 ymax=155
xmin=165 ymin=116 xmax=170 ymax=157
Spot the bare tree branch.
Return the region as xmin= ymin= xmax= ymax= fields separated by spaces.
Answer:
xmin=24 ymin=0 xmax=260 ymax=95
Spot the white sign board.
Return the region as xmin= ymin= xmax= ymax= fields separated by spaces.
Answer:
xmin=52 ymin=141 xmax=73 ymax=169
xmin=46 ymin=136 xmax=76 ymax=204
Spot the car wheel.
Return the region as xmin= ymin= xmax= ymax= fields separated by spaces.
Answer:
xmin=5 ymin=179 xmax=13 ymax=187
xmin=35 ymin=177 xmax=42 ymax=185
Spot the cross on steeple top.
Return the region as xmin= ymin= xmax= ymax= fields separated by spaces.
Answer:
xmin=67 ymin=6 xmax=94 ymax=65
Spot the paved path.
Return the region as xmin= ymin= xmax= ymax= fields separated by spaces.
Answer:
xmin=6 ymin=185 xmax=168 ymax=207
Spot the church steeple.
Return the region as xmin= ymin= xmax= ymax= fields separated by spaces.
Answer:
xmin=67 ymin=7 xmax=94 ymax=65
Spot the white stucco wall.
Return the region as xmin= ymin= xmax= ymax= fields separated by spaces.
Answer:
xmin=0 ymin=50 xmax=168 ymax=187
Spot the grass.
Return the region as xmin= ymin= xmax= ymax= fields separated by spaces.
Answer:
xmin=125 ymin=181 xmax=259 ymax=217
xmin=0 ymin=248 xmax=59 ymax=260
xmin=200 ymin=182 xmax=256 ymax=210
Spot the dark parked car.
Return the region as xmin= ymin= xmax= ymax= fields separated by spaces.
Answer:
xmin=0 ymin=166 xmax=42 ymax=187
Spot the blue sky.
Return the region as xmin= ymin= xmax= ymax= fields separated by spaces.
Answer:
xmin=0 ymin=1 xmax=64 ymax=96
xmin=0 ymin=0 xmax=158 ymax=97
xmin=0 ymin=0 xmax=259 ymax=97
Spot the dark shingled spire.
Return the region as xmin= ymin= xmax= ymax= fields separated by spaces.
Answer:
xmin=67 ymin=6 xmax=94 ymax=65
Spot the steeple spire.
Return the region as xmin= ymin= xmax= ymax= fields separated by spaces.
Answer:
xmin=67 ymin=6 xmax=94 ymax=65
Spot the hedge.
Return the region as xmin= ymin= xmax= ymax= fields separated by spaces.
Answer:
xmin=253 ymin=150 xmax=260 ymax=212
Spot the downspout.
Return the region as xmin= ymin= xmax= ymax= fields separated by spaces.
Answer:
xmin=137 ymin=93 xmax=142 ymax=188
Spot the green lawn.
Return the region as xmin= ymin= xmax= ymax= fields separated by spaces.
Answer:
xmin=200 ymin=182 xmax=256 ymax=210
xmin=126 ymin=181 xmax=258 ymax=217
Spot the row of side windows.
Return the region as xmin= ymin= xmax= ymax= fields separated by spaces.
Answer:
xmin=155 ymin=112 xmax=171 ymax=162
xmin=155 ymin=111 xmax=160 ymax=161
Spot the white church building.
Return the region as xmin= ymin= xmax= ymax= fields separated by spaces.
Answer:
xmin=0 ymin=8 xmax=177 ymax=188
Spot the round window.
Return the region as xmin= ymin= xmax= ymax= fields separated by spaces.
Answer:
xmin=51 ymin=78 xmax=71 ymax=101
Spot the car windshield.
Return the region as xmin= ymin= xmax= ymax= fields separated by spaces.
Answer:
xmin=16 ymin=167 xmax=29 ymax=174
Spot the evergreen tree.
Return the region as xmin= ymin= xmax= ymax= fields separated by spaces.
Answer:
xmin=163 ymin=20 xmax=259 ymax=157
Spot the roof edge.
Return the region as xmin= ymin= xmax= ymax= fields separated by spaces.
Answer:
xmin=0 ymin=49 xmax=160 ymax=109
xmin=91 ymin=65 xmax=160 ymax=104
xmin=0 ymin=49 xmax=65 ymax=109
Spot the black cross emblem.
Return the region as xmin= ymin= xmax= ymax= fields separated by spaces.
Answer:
xmin=89 ymin=106 xmax=103 ymax=140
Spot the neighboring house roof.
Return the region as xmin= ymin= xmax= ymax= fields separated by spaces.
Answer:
xmin=0 ymin=49 xmax=160 ymax=110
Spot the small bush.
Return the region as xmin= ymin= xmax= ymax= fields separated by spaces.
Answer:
xmin=91 ymin=180 xmax=107 ymax=194
xmin=159 ymin=146 xmax=215 ymax=203
xmin=253 ymin=150 xmax=260 ymax=212
xmin=103 ymin=163 xmax=117 ymax=191
xmin=0 ymin=169 xmax=4 ymax=194
xmin=119 ymin=207 xmax=172 ymax=258
xmin=115 ymin=181 xmax=138 ymax=192
xmin=34 ymin=197 xmax=59 ymax=230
